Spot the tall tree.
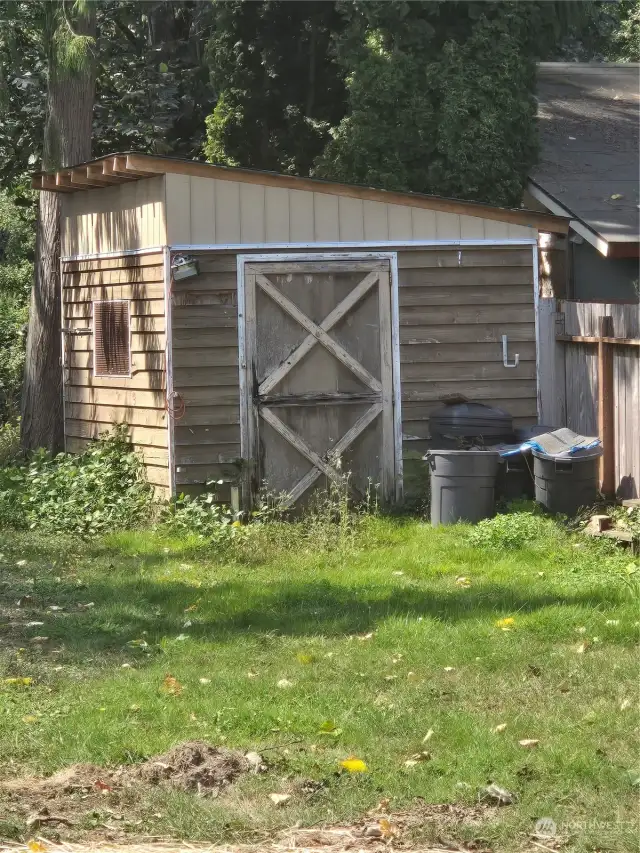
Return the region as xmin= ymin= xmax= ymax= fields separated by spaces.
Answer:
xmin=204 ymin=1 xmax=346 ymax=175
xmin=314 ymin=1 xmax=565 ymax=207
xmin=20 ymin=1 xmax=96 ymax=452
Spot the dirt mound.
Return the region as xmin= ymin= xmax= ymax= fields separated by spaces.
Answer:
xmin=134 ymin=741 xmax=250 ymax=793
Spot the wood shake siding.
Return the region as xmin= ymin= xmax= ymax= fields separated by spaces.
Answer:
xmin=61 ymin=252 xmax=169 ymax=494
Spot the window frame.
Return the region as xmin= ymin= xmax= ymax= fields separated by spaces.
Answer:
xmin=92 ymin=298 xmax=132 ymax=379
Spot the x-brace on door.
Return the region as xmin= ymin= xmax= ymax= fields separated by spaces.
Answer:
xmin=239 ymin=254 xmax=400 ymax=510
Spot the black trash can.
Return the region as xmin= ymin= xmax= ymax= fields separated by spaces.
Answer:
xmin=532 ymin=448 xmax=602 ymax=516
xmin=426 ymin=450 xmax=502 ymax=525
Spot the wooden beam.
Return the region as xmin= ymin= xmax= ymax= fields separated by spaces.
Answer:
xmin=557 ymin=335 xmax=640 ymax=347
xmin=68 ymin=167 xmax=113 ymax=188
xmin=31 ymin=174 xmax=74 ymax=193
xmin=87 ymin=164 xmax=122 ymax=185
xmin=101 ymin=158 xmax=136 ymax=181
xmin=597 ymin=315 xmax=615 ymax=497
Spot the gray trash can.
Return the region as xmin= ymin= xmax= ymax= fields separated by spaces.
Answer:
xmin=532 ymin=448 xmax=602 ymax=516
xmin=426 ymin=450 xmax=502 ymax=526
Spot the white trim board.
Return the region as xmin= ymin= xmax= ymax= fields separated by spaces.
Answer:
xmin=236 ymin=251 xmax=403 ymax=505
xmin=61 ymin=246 xmax=165 ymax=263
xmin=172 ymin=238 xmax=537 ymax=253
xmin=526 ymin=181 xmax=610 ymax=257
xmin=163 ymin=246 xmax=176 ymax=497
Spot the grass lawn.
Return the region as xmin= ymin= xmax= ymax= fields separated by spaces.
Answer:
xmin=0 ymin=511 xmax=639 ymax=851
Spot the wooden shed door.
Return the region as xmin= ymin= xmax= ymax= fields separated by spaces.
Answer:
xmin=241 ymin=258 xmax=398 ymax=509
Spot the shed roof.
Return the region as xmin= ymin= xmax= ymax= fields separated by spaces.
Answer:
xmin=33 ymin=152 xmax=568 ymax=235
xmin=530 ymin=62 xmax=639 ymax=257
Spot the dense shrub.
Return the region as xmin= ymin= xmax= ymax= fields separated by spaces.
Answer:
xmin=160 ymin=491 xmax=241 ymax=542
xmin=0 ymin=426 xmax=153 ymax=535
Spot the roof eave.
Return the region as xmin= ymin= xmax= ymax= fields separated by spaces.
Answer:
xmin=32 ymin=152 xmax=570 ymax=234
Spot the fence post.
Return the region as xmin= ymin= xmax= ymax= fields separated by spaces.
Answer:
xmin=598 ymin=315 xmax=615 ymax=496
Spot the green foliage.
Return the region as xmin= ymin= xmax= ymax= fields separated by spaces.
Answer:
xmin=0 ymin=190 xmax=34 ymax=421
xmin=0 ymin=420 xmax=20 ymax=467
xmin=316 ymin=2 xmax=539 ymax=207
xmin=161 ymin=492 xmax=240 ymax=542
xmin=0 ymin=426 xmax=153 ymax=535
xmin=204 ymin=1 xmax=346 ymax=175
xmin=468 ymin=509 xmax=556 ymax=550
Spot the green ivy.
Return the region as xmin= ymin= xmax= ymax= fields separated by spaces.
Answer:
xmin=0 ymin=426 xmax=153 ymax=536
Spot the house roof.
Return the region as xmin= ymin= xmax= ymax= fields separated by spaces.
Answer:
xmin=530 ymin=62 xmax=640 ymax=257
xmin=32 ymin=152 xmax=568 ymax=235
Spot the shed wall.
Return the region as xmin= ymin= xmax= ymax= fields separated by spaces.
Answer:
xmin=171 ymin=245 xmax=537 ymax=497
xmin=165 ymin=173 xmax=536 ymax=247
xmin=61 ymin=176 xmax=166 ymax=257
xmin=61 ymin=252 xmax=169 ymax=494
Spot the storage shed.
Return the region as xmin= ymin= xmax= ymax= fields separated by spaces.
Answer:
xmin=33 ymin=153 xmax=569 ymax=506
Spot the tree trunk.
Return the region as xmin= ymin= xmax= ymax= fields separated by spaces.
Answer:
xmin=21 ymin=3 xmax=96 ymax=453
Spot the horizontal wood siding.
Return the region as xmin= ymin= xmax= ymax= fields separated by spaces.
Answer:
xmin=61 ymin=176 xmax=166 ymax=257
xmin=166 ymin=174 xmax=536 ymax=246
xmin=61 ymin=252 xmax=169 ymax=495
xmin=171 ymin=245 xmax=536 ymax=497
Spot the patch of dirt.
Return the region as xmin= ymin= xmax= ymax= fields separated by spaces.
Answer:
xmin=134 ymin=741 xmax=250 ymax=793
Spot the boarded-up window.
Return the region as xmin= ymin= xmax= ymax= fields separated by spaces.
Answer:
xmin=93 ymin=300 xmax=130 ymax=376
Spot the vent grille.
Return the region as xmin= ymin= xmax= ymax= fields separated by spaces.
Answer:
xmin=93 ymin=300 xmax=130 ymax=376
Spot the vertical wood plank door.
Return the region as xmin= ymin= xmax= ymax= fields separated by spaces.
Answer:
xmin=241 ymin=259 xmax=398 ymax=509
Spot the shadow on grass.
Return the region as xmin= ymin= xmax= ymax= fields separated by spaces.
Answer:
xmin=0 ymin=538 xmax=629 ymax=658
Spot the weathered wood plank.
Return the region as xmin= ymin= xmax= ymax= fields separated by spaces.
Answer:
xmin=66 ymin=435 xmax=169 ymax=465
xmin=172 ymin=328 xmax=238 ymax=349
xmin=174 ymin=424 xmax=240 ymax=446
xmin=398 ymin=267 xmax=534 ymax=288
xmin=173 ymin=366 xmax=239 ymax=387
xmin=401 ymin=323 xmax=535 ymax=345
xmin=66 ymin=368 xmax=166 ymax=390
xmin=63 ymin=253 xmax=164 ymax=273
xmin=63 ymin=266 xmax=164 ymax=287
xmin=64 ymin=299 xmax=165 ymax=319
xmin=180 ymin=404 xmax=240 ymax=426
xmin=65 ymin=350 xmax=166 ymax=371
xmin=63 ymin=283 xmax=165 ymax=303
xmin=65 ymin=402 xmax=167 ymax=427
xmin=398 ymin=249 xmax=533 ymax=269
xmin=175 ymin=444 xmax=241 ymax=465
xmin=65 ymin=418 xmax=168 ymax=447
xmin=403 ymin=398 xmax=538 ymax=423
xmin=561 ymin=301 xmax=640 ymax=338
xmin=66 ymin=386 xmax=166 ymax=408
xmin=402 ymin=341 xmax=537 ymax=363
xmin=400 ymin=306 xmax=534 ymax=326
xmin=400 ymin=284 xmax=533 ymax=307
xmin=66 ymin=315 xmax=165 ymax=334
xmin=172 ymin=347 xmax=238 ymax=368
xmin=401 ymin=360 xmax=536 ymax=382
xmin=402 ymin=379 xmax=535 ymax=402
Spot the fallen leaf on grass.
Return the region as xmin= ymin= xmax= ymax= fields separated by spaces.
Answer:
xmin=576 ymin=641 xmax=590 ymax=654
xmin=22 ymin=715 xmax=39 ymax=724
xmin=277 ymin=678 xmax=294 ymax=688
xmin=318 ymin=720 xmax=342 ymax=737
xmin=493 ymin=723 xmax=508 ymax=733
xmin=269 ymin=793 xmax=291 ymax=806
xmin=357 ymin=632 xmax=374 ymax=641
xmin=519 ymin=739 xmax=540 ymax=748
xmin=296 ymin=652 xmax=316 ymax=665
xmin=184 ymin=600 xmax=200 ymax=612
xmin=94 ymin=779 xmax=113 ymax=792
xmin=161 ymin=674 xmax=183 ymax=696
xmin=378 ymin=818 xmax=398 ymax=839
xmin=340 ymin=756 xmax=368 ymax=773
xmin=404 ymin=751 xmax=431 ymax=767
xmin=456 ymin=576 xmax=471 ymax=588
xmin=480 ymin=783 xmax=516 ymax=805
xmin=3 ymin=677 xmax=33 ymax=686
xmin=495 ymin=617 xmax=515 ymax=631
xmin=27 ymin=841 xmax=47 ymax=852
xmin=443 ymin=666 xmax=456 ymax=673
xmin=199 ymin=677 xmax=211 ymax=685
xmin=422 ymin=729 xmax=434 ymax=743
xmin=620 ymin=698 xmax=632 ymax=711
xmin=16 ymin=559 xmax=27 ymax=567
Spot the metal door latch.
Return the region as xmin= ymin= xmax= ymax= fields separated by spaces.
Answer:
xmin=502 ymin=334 xmax=519 ymax=368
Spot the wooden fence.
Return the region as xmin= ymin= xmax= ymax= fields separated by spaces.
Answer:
xmin=538 ymin=299 xmax=640 ymax=499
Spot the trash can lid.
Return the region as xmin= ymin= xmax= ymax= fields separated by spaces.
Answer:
xmin=531 ymin=446 xmax=603 ymax=462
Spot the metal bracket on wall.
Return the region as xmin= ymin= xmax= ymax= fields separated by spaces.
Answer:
xmin=502 ymin=334 xmax=520 ymax=368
